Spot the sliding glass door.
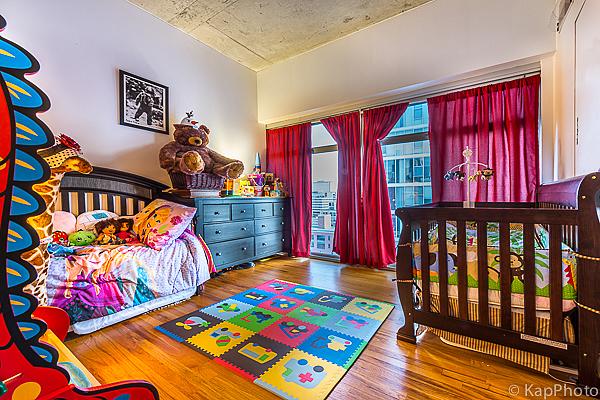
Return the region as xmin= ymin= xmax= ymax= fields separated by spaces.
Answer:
xmin=311 ymin=123 xmax=339 ymax=258
xmin=381 ymin=102 xmax=432 ymax=241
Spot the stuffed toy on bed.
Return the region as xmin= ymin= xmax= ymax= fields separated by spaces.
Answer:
xmin=68 ymin=230 xmax=96 ymax=246
xmin=116 ymin=218 xmax=139 ymax=244
xmin=93 ymin=219 xmax=125 ymax=245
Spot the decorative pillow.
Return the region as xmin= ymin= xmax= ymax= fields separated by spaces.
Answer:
xmin=75 ymin=210 xmax=118 ymax=231
xmin=133 ymin=199 xmax=196 ymax=251
xmin=52 ymin=211 xmax=77 ymax=234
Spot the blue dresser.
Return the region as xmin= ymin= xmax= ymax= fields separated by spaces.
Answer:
xmin=190 ymin=197 xmax=291 ymax=271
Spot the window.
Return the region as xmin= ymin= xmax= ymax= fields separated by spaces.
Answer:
xmin=382 ymin=102 xmax=432 ymax=240
xmin=311 ymin=123 xmax=339 ymax=258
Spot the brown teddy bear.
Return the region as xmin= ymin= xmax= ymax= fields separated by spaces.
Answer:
xmin=159 ymin=113 xmax=244 ymax=179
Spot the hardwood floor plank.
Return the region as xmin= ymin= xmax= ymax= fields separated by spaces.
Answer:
xmin=66 ymin=257 xmax=576 ymax=400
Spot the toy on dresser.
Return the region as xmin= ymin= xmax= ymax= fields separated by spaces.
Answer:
xmin=94 ymin=219 xmax=125 ymax=245
xmin=116 ymin=218 xmax=139 ymax=244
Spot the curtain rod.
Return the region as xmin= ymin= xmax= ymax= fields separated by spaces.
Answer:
xmin=266 ymin=68 xmax=541 ymax=130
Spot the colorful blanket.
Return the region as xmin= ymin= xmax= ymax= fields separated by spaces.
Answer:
xmin=413 ymin=223 xmax=577 ymax=301
xmin=47 ymin=230 xmax=211 ymax=323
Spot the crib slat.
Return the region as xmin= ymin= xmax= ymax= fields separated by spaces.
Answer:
xmin=438 ymin=221 xmax=449 ymax=317
xmin=120 ymin=196 xmax=127 ymax=215
xmin=523 ymin=223 xmax=536 ymax=335
xmin=76 ymin=192 xmax=85 ymax=216
xmin=420 ymin=221 xmax=430 ymax=312
xmin=457 ymin=221 xmax=468 ymax=320
xmin=549 ymin=225 xmax=563 ymax=341
xmin=477 ymin=222 xmax=489 ymax=325
xmin=499 ymin=222 xmax=511 ymax=330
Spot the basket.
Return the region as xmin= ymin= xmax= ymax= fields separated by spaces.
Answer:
xmin=168 ymin=171 xmax=225 ymax=190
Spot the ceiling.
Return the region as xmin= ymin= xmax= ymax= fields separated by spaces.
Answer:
xmin=128 ymin=0 xmax=432 ymax=71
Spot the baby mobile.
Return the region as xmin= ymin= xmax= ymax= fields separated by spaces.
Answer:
xmin=443 ymin=146 xmax=494 ymax=207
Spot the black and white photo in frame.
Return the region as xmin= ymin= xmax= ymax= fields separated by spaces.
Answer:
xmin=119 ymin=70 xmax=169 ymax=134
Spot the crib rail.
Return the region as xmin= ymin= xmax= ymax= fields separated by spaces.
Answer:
xmin=395 ymin=171 xmax=600 ymax=389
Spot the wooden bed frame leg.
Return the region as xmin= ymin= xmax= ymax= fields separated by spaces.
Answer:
xmin=195 ymin=284 xmax=205 ymax=296
xmin=396 ymin=211 xmax=416 ymax=344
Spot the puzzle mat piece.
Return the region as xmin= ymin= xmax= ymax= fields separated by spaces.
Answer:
xmin=228 ymin=306 xmax=283 ymax=332
xmin=230 ymin=288 xmax=276 ymax=306
xmin=256 ymin=279 xmax=297 ymax=294
xmin=341 ymin=297 xmax=395 ymax=321
xmin=200 ymin=299 xmax=255 ymax=321
xmin=186 ymin=321 xmax=255 ymax=357
xmin=156 ymin=310 xmax=221 ymax=342
xmin=260 ymin=316 xmax=320 ymax=348
xmin=308 ymin=290 xmax=354 ymax=310
xmin=287 ymin=302 xmax=340 ymax=326
xmin=218 ymin=334 xmax=293 ymax=379
xmin=298 ymin=327 xmax=367 ymax=368
xmin=256 ymin=349 xmax=346 ymax=400
xmin=258 ymin=295 xmax=304 ymax=315
xmin=282 ymin=284 xmax=324 ymax=300
xmin=322 ymin=311 xmax=381 ymax=340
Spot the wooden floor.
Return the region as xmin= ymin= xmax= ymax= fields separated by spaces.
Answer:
xmin=67 ymin=257 xmax=576 ymax=400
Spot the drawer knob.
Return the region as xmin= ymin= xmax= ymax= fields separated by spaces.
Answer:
xmin=261 ymin=224 xmax=266 ymax=228
xmin=262 ymin=243 xmax=267 ymax=246
xmin=280 ymin=207 xmax=284 ymax=211
xmin=261 ymin=209 xmax=266 ymax=212
xmin=281 ymin=221 xmax=285 ymax=225
xmin=242 ymin=247 xmax=247 ymax=251
xmin=241 ymin=227 xmax=247 ymax=231
xmin=241 ymin=209 xmax=246 ymax=213
xmin=216 ymin=252 xmax=222 ymax=256
xmin=214 ymin=211 xmax=220 ymax=215
xmin=282 ymin=238 xmax=285 ymax=242
xmin=215 ymin=230 xmax=221 ymax=234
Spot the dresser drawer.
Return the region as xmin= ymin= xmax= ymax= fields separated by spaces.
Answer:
xmin=204 ymin=220 xmax=254 ymax=243
xmin=209 ymin=237 xmax=255 ymax=267
xmin=203 ymin=204 xmax=230 ymax=223
xmin=231 ymin=203 xmax=255 ymax=220
xmin=255 ymin=232 xmax=284 ymax=257
xmin=255 ymin=217 xmax=285 ymax=235
xmin=273 ymin=203 xmax=287 ymax=216
xmin=254 ymin=203 xmax=273 ymax=218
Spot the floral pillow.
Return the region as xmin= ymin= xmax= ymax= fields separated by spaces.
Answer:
xmin=133 ymin=199 xmax=196 ymax=250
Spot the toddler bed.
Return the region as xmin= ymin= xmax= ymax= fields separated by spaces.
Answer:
xmin=395 ymin=172 xmax=600 ymax=390
xmin=46 ymin=166 xmax=212 ymax=334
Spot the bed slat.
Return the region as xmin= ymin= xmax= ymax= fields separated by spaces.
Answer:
xmin=60 ymin=191 xmax=70 ymax=213
xmin=549 ymin=225 xmax=563 ymax=342
xmin=456 ymin=221 xmax=468 ymax=320
xmin=420 ymin=221 xmax=430 ymax=312
xmin=523 ymin=223 xmax=537 ymax=336
xmin=92 ymin=193 xmax=100 ymax=210
xmin=499 ymin=222 xmax=511 ymax=330
xmin=107 ymin=194 xmax=115 ymax=213
xmin=438 ymin=221 xmax=449 ymax=317
xmin=477 ymin=222 xmax=489 ymax=325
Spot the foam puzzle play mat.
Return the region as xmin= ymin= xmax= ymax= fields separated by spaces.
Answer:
xmin=156 ymin=279 xmax=394 ymax=399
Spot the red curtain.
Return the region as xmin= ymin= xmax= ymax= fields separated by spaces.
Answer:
xmin=428 ymin=75 xmax=540 ymax=203
xmin=321 ymin=112 xmax=362 ymax=264
xmin=266 ymin=123 xmax=312 ymax=257
xmin=362 ymin=103 xmax=409 ymax=268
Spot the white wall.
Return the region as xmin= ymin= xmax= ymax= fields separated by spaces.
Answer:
xmin=257 ymin=0 xmax=557 ymax=125
xmin=2 ymin=0 xmax=263 ymax=184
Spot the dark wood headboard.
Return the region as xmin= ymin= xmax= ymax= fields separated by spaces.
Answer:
xmin=58 ymin=166 xmax=168 ymax=216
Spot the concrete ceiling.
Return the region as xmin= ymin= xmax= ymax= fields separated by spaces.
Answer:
xmin=128 ymin=0 xmax=432 ymax=71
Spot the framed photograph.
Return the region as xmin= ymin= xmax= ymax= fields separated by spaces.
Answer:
xmin=119 ymin=70 xmax=169 ymax=134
